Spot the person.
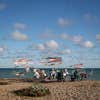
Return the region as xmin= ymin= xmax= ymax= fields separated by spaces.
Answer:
xmin=79 ymin=69 xmax=87 ymax=80
xmin=33 ymin=69 xmax=40 ymax=79
xmin=73 ymin=69 xmax=81 ymax=81
xmin=57 ymin=69 xmax=62 ymax=81
xmin=70 ymin=69 xmax=79 ymax=81
xmin=16 ymin=72 xmax=25 ymax=78
xmin=63 ymin=69 xmax=69 ymax=81
xmin=51 ymin=68 xmax=56 ymax=80
xmin=25 ymin=66 xmax=30 ymax=73
xmin=70 ymin=69 xmax=76 ymax=81
xmin=41 ymin=70 xmax=47 ymax=79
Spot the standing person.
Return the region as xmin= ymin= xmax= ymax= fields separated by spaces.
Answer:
xmin=63 ymin=69 xmax=69 ymax=81
xmin=51 ymin=68 xmax=56 ymax=80
xmin=73 ymin=69 xmax=80 ymax=81
xmin=25 ymin=66 xmax=30 ymax=73
xmin=41 ymin=70 xmax=47 ymax=79
xmin=33 ymin=69 xmax=40 ymax=79
xmin=79 ymin=69 xmax=87 ymax=80
xmin=57 ymin=69 xmax=62 ymax=81
xmin=70 ymin=69 xmax=76 ymax=81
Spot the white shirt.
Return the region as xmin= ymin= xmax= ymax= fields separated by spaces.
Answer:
xmin=34 ymin=71 xmax=40 ymax=79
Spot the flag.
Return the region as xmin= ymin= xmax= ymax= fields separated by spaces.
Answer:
xmin=46 ymin=57 xmax=62 ymax=63
xmin=40 ymin=57 xmax=62 ymax=66
xmin=73 ymin=63 xmax=83 ymax=68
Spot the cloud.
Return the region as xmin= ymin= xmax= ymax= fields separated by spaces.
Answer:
xmin=31 ymin=40 xmax=59 ymax=51
xmin=38 ymin=30 xmax=84 ymax=45
xmin=37 ymin=44 xmax=45 ymax=51
xmin=14 ymin=23 xmax=27 ymax=30
xmin=61 ymin=49 xmax=71 ymax=54
xmin=37 ymin=40 xmax=59 ymax=51
xmin=96 ymin=34 xmax=100 ymax=40
xmin=11 ymin=30 xmax=28 ymax=41
xmin=38 ymin=32 xmax=52 ymax=39
xmin=60 ymin=33 xmax=69 ymax=40
xmin=0 ymin=47 xmax=4 ymax=53
xmin=38 ymin=28 xmax=60 ymax=40
xmin=0 ymin=45 xmax=7 ymax=55
xmin=58 ymin=18 xmax=72 ymax=27
xmin=71 ymin=35 xmax=83 ymax=44
xmin=38 ymin=30 xmax=69 ymax=40
xmin=45 ymin=40 xmax=59 ymax=50
xmin=37 ymin=30 xmax=95 ymax=49
xmin=81 ymin=41 xmax=94 ymax=48
xmin=0 ymin=3 xmax=6 ymax=10
xmin=83 ymin=13 xmax=99 ymax=23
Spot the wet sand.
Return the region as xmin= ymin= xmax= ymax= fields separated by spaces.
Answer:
xmin=0 ymin=79 xmax=100 ymax=100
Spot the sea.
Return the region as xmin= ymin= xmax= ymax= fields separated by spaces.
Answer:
xmin=0 ymin=68 xmax=100 ymax=81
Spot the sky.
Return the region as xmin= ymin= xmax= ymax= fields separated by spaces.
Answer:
xmin=0 ymin=0 xmax=100 ymax=68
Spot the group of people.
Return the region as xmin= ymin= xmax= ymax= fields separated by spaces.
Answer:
xmin=33 ymin=69 xmax=47 ymax=79
xmin=70 ymin=69 xmax=87 ymax=81
xmin=49 ymin=68 xmax=70 ymax=81
xmin=16 ymin=68 xmax=87 ymax=81
xmin=33 ymin=68 xmax=87 ymax=81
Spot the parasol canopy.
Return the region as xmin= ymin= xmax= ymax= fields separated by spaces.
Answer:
xmin=73 ymin=63 xmax=83 ymax=69
xmin=40 ymin=56 xmax=62 ymax=66
xmin=14 ymin=58 xmax=32 ymax=66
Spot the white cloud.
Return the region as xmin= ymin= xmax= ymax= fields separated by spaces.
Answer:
xmin=61 ymin=49 xmax=71 ymax=54
xmin=38 ymin=28 xmax=60 ymax=40
xmin=0 ymin=47 xmax=4 ymax=53
xmin=37 ymin=44 xmax=45 ymax=51
xmin=0 ymin=3 xmax=6 ymax=10
xmin=14 ymin=23 xmax=27 ymax=30
xmin=58 ymin=18 xmax=72 ymax=27
xmin=0 ymin=45 xmax=6 ymax=55
xmin=83 ymin=13 xmax=98 ymax=23
xmin=38 ymin=32 xmax=52 ymax=39
xmin=60 ymin=33 xmax=69 ymax=40
xmin=71 ymin=35 xmax=83 ymax=44
xmin=11 ymin=30 xmax=28 ymax=41
xmin=45 ymin=40 xmax=59 ymax=50
xmin=82 ymin=41 xmax=94 ymax=48
xmin=38 ymin=31 xmax=69 ymax=40
xmin=96 ymin=34 xmax=100 ymax=40
xmin=33 ymin=40 xmax=59 ymax=51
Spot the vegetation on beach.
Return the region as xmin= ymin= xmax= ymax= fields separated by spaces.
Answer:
xmin=0 ymin=81 xmax=9 ymax=85
xmin=13 ymin=83 xmax=50 ymax=97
